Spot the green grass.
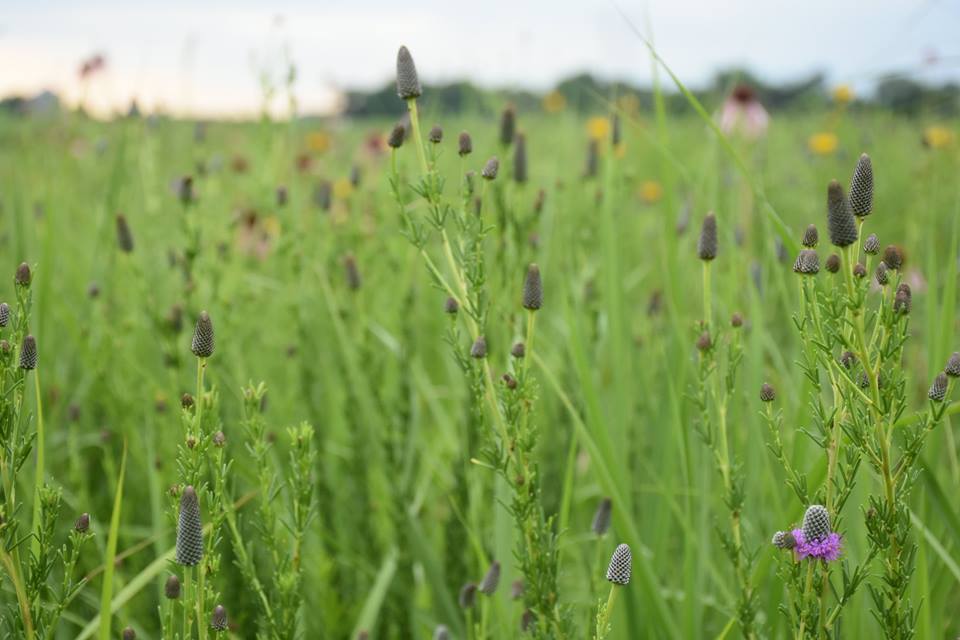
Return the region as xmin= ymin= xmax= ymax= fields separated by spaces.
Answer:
xmin=0 ymin=98 xmax=958 ymax=639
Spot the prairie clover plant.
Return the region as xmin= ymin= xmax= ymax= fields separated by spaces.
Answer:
xmin=389 ymin=46 xmax=570 ymax=637
xmin=0 ymin=264 xmax=94 ymax=638
xmin=695 ymin=214 xmax=757 ymax=638
xmin=766 ymin=154 xmax=954 ymax=638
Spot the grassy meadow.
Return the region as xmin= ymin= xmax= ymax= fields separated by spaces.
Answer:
xmin=1 ymin=56 xmax=960 ymax=639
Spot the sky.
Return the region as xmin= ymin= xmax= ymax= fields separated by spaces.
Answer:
xmin=1 ymin=0 xmax=958 ymax=118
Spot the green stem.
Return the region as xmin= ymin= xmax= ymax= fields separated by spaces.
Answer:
xmin=183 ymin=568 xmax=192 ymax=638
xmin=595 ymin=584 xmax=619 ymax=639
xmin=30 ymin=366 xmax=44 ymax=558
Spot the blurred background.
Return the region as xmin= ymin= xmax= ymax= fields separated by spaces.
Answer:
xmin=2 ymin=0 xmax=959 ymax=120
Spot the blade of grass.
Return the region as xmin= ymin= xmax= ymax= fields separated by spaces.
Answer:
xmin=98 ymin=439 xmax=127 ymax=640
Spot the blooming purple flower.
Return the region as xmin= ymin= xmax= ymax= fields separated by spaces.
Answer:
xmin=719 ymin=85 xmax=769 ymax=139
xmin=791 ymin=528 xmax=842 ymax=562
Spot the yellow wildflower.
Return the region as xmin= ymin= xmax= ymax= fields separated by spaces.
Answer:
xmin=923 ymin=126 xmax=955 ymax=149
xmin=832 ymin=85 xmax=854 ymax=105
xmin=587 ymin=117 xmax=610 ymax=141
xmin=639 ymin=180 xmax=663 ymax=204
xmin=542 ymin=90 xmax=566 ymax=113
xmin=808 ymin=132 xmax=838 ymax=156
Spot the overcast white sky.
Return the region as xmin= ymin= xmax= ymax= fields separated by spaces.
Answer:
xmin=1 ymin=0 xmax=958 ymax=117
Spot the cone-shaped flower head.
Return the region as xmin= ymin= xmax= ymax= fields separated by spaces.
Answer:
xmin=211 ymin=604 xmax=228 ymax=631
xmin=605 ymin=543 xmax=632 ymax=585
xmin=875 ymin=262 xmax=889 ymax=286
xmin=444 ymin=296 xmax=459 ymax=315
xmin=0 ymin=302 xmax=8 ymax=327
xmin=513 ymin=133 xmax=528 ymax=183
xmin=894 ymin=283 xmax=911 ymax=314
xmin=697 ymin=213 xmax=718 ymax=261
xmin=75 ymin=512 xmax=90 ymax=533
xmin=945 ymin=352 xmax=960 ymax=377
xmin=760 ymin=383 xmax=776 ymax=402
xmin=428 ymin=124 xmax=443 ymax=144
xmin=395 ymin=46 xmax=421 ymax=99
xmin=826 ymin=180 xmax=858 ymax=247
xmin=481 ymin=157 xmax=499 ymax=180
xmin=165 ymin=575 xmax=182 ymax=599
xmin=882 ymin=245 xmax=903 ymax=271
xmin=470 ymin=335 xmax=488 ymax=359
xmin=116 ymin=214 xmax=135 ymax=253
xmin=849 ymin=153 xmax=873 ymax=217
xmin=433 ymin=625 xmax=450 ymax=640
xmin=479 ymin=560 xmax=501 ymax=595
xmin=592 ymin=497 xmax=613 ymax=536
xmin=458 ymin=131 xmax=472 ymax=156
xmin=15 ymin=262 xmax=32 ymax=287
xmin=825 ymin=254 xmax=841 ymax=273
xmin=499 ymin=106 xmax=516 ymax=146
xmin=191 ymin=311 xmax=214 ymax=358
xmin=772 ymin=530 xmax=796 ymax=550
xmin=19 ymin=335 xmax=37 ymax=370
xmin=802 ymin=505 xmax=831 ymax=542
xmin=511 ymin=342 xmax=525 ymax=359
xmin=929 ymin=372 xmax=948 ymax=402
xmin=175 ymin=485 xmax=203 ymax=566
xmin=793 ymin=249 xmax=820 ymax=275
xmin=853 ymin=263 xmax=867 ymax=279
xmin=801 ymin=224 xmax=819 ymax=248
xmin=863 ymin=233 xmax=880 ymax=255
xmin=459 ymin=582 xmax=477 ymax=608
xmin=387 ymin=123 xmax=405 ymax=149
xmin=522 ymin=263 xmax=542 ymax=310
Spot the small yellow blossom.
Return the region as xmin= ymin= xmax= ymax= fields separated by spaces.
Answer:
xmin=639 ymin=180 xmax=663 ymax=204
xmin=808 ymin=132 xmax=838 ymax=156
xmin=262 ymin=215 xmax=281 ymax=238
xmin=306 ymin=131 xmax=331 ymax=153
xmin=832 ymin=85 xmax=854 ymax=105
xmin=587 ymin=117 xmax=610 ymax=141
xmin=923 ymin=125 xmax=955 ymax=149
xmin=542 ymin=90 xmax=566 ymax=113
xmin=617 ymin=94 xmax=640 ymax=116
xmin=333 ymin=178 xmax=354 ymax=200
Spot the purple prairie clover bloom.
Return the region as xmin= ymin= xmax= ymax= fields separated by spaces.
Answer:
xmin=791 ymin=528 xmax=842 ymax=562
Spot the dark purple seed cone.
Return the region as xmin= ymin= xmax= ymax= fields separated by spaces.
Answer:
xmin=760 ymin=383 xmax=775 ymax=402
xmin=826 ymin=180 xmax=858 ymax=247
xmin=945 ymin=352 xmax=960 ymax=377
xmin=428 ymin=124 xmax=443 ymax=144
xmin=470 ymin=336 xmax=487 ymax=359
xmin=697 ymin=213 xmax=718 ymax=261
xmin=211 ymin=604 xmax=228 ymax=631
xmin=165 ymin=575 xmax=181 ymax=599
xmin=276 ymin=185 xmax=288 ymax=207
xmin=175 ymin=486 xmax=203 ymax=566
xmin=591 ymin=497 xmax=613 ymax=536
xmin=875 ymin=262 xmax=889 ymax=286
xmin=840 ymin=351 xmax=856 ymax=369
xmin=343 ymin=254 xmax=362 ymax=291
xmin=481 ymin=157 xmax=499 ymax=180
xmin=116 ymin=214 xmax=135 ymax=253
xmin=605 ymin=543 xmax=632 ymax=585
xmin=522 ymin=263 xmax=542 ymax=310
xmin=395 ymin=46 xmax=421 ymax=99
xmin=387 ymin=123 xmax=405 ymax=149
xmin=0 ymin=302 xmax=9 ymax=327
xmin=894 ymin=287 xmax=911 ymax=315
xmin=510 ymin=579 xmax=524 ymax=600
xmin=19 ymin=335 xmax=37 ymax=370
xmin=314 ymin=180 xmax=332 ymax=211
xmin=458 ymin=131 xmax=472 ymax=156
xmin=513 ymin=133 xmax=528 ymax=183
xmin=802 ymin=224 xmax=819 ymax=248
xmin=191 ymin=311 xmax=214 ymax=358
xmin=444 ymin=297 xmax=459 ymax=315
xmin=459 ymin=582 xmax=477 ymax=608
xmin=15 ymin=262 xmax=32 ymax=287
xmin=499 ymin=106 xmax=516 ymax=146
xmin=731 ymin=312 xmax=743 ymax=328
xmin=479 ymin=560 xmax=501 ymax=595
xmin=882 ymin=245 xmax=903 ymax=270
xmin=772 ymin=531 xmax=796 ymax=550
xmin=863 ymin=233 xmax=879 ymax=255
xmin=511 ymin=342 xmax=525 ymax=359
xmin=849 ymin=153 xmax=873 ymax=217
xmin=793 ymin=249 xmax=819 ymax=275
xmin=122 ymin=627 xmax=136 ymax=640
xmin=929 ymin=372 xmax=948 ymax=402
xmin=433 ymin=625 xmax=450 ymax=640
xmin=802 ymin=505 xmax=831 ymax=542
xmin=75 ymin=512 xmax=90 ymax=533
xmin=853 ymin=263 xmax=867 ymax=279
xmin=825 ymin=254 xmax=840 ymax=273
xmin=696 ymin=331 xmax=711 ymax=352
